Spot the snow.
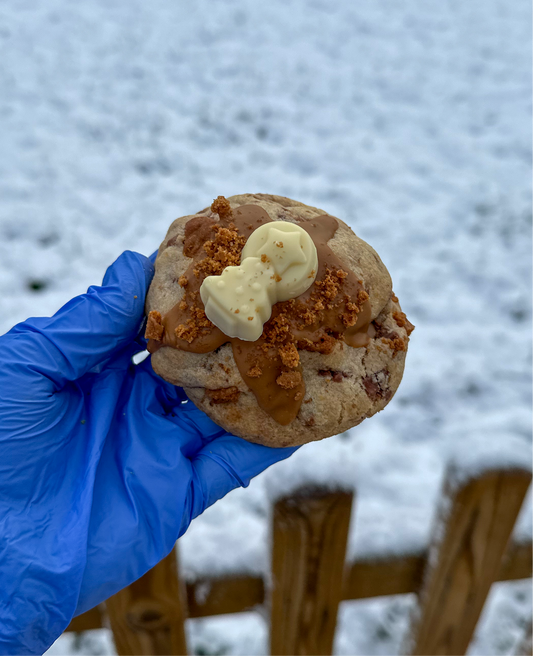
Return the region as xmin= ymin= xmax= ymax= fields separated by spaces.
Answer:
xmin=1 ymin=0 xmax=530 ymax=653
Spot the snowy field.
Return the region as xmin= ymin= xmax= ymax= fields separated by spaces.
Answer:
xmin=1 ymin=0 xmax=531 ymax=653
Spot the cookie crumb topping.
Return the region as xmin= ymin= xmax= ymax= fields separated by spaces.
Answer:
xmin=276 ymin=370 xmax=302 ymax=389
xmin=393 ymin=310 xmax=415 ymax=335
xmin=211 ymin=195 xmax=233 ymax=221
xmin=145 ymin=311 xmax=164 ymax=341
xmin=279 ymin=342 xmax=299 ymax=369
xmin=175 ymin=306 xmax=212 ymax=343
xmin=194 ymin=224 xmax=247 ymax=278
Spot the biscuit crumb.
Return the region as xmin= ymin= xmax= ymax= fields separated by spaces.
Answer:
xmin=279 ymin=342 xmax=299 ymax=368
xmin=178 ymin=275 xmax=188 ymax=287
xmin=194 ymin=224 xmax=246 ymax=277
xmin=174 ymin=307 xmax=213 ymax=343
xmin=381 ymin=335 xmax=406 ymax=353
xmin=393 ymin=311 xmax=415 ymax=335
xmin=263 ymin=313 xmax=290 ymax=343
xmin=391 ymin=293 xmax=399 ymax=303
xmin=297 ymin=334 xmax=337 ymax=355
xmin=145 ymin=311 xmax=164 ymax=341
xmin=247 ymin=365 xmax=262 ymax=378
xmin=342 ymin=296 xmax=360 ymax=327
xmin=211 ymin=196 xmax=233 ymax=221
xmin=175 ymin=322 xmax=197 ymax=343
xmin=261 ymin=254 xmax=268 ymax=263
xmin=314 ymin=267 xmax=343 ymax=302
xmin=276 ymin=370 xmax=302 ymax=389
xmin=206 ymin=387 xmax=240 ymax=404
xmin=393 ymin=311 xmax=407 ymax=326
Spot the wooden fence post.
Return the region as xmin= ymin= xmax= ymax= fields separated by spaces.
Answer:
xmin=270 ymin=486 xmax=353 ymax=656
xmin=65 ymin=605 xmax=106 ymax=633
xmin=405 ymin=467 xmax=531 ymax=656
xmin=105 ymin=546 xmax=188 ymax=655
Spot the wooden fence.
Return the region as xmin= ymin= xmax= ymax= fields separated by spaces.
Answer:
xmin=66 ymin=466 xmax=532 ymax=655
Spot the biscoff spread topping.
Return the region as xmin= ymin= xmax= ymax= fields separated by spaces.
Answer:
xmin=147 ymin=197 xmax=382 ymax=425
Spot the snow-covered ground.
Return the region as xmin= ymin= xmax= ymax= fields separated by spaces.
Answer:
xmin=1 ymin=0 xmax=531 ymax=653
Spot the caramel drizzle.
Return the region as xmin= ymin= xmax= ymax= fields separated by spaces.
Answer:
xmin=148 ymin=205 xmax=373 ymax=425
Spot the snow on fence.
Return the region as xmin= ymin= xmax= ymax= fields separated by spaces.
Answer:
xmin=66 ymin=465 xmax=532 ymax=655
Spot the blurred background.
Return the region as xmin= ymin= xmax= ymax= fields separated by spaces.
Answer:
xmin=0 ymin=0 xmax=531 ymax=654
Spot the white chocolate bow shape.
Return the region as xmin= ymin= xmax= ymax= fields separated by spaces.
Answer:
xmin=200 ymin=221 xmax=318 ymax=341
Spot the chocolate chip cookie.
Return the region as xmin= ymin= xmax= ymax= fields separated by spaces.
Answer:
xmin=145 ymin=194 xmax=413 ymax=447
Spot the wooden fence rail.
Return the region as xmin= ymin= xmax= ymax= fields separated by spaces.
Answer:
xmin=65 ymin=466 xmax=532 ymax=656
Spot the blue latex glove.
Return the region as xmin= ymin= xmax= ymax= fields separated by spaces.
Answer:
xmin=0 ymin=251 xmax=297 ymax=655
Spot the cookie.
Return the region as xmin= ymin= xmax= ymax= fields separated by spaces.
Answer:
xmin=145 ymin=194 xmax=413 ymax=447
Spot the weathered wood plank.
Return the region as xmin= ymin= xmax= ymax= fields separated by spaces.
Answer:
xmin=186 ymin=574 xmax=264 ymax=618
xmin=105 ymin=548 xmax=188 ymax=655
xmin=269 ymin=487 xmax=353 ymax=656
xmin=343 ymin=552 xmax=426 ymax=600
xmin=66 ymin=541 xmax=532 ymax=632
xmin=406 ymin=468 xmax=531 ymax=656
xmin=65 ymin=538 xmax=532 ymax=632
xmin=497 ymin=540 xmax=533 ymax=583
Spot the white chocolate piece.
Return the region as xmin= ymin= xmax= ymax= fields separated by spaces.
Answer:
xmin=200 ymin=222 xmax=318 ymax=341
xmin=241 ymin=222 xmax=318 ymax=302
xmin=201 ymin=257 xmax=276 ymax=341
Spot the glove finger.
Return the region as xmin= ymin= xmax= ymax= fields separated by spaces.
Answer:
xmin=186 ymin=434 xmax=298 ymax=523
xmin=3 ymin=251 xmax=153 ymax=391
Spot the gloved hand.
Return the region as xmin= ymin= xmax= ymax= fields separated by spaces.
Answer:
xmin=0 ymin=251 xmax=297 ymax=655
